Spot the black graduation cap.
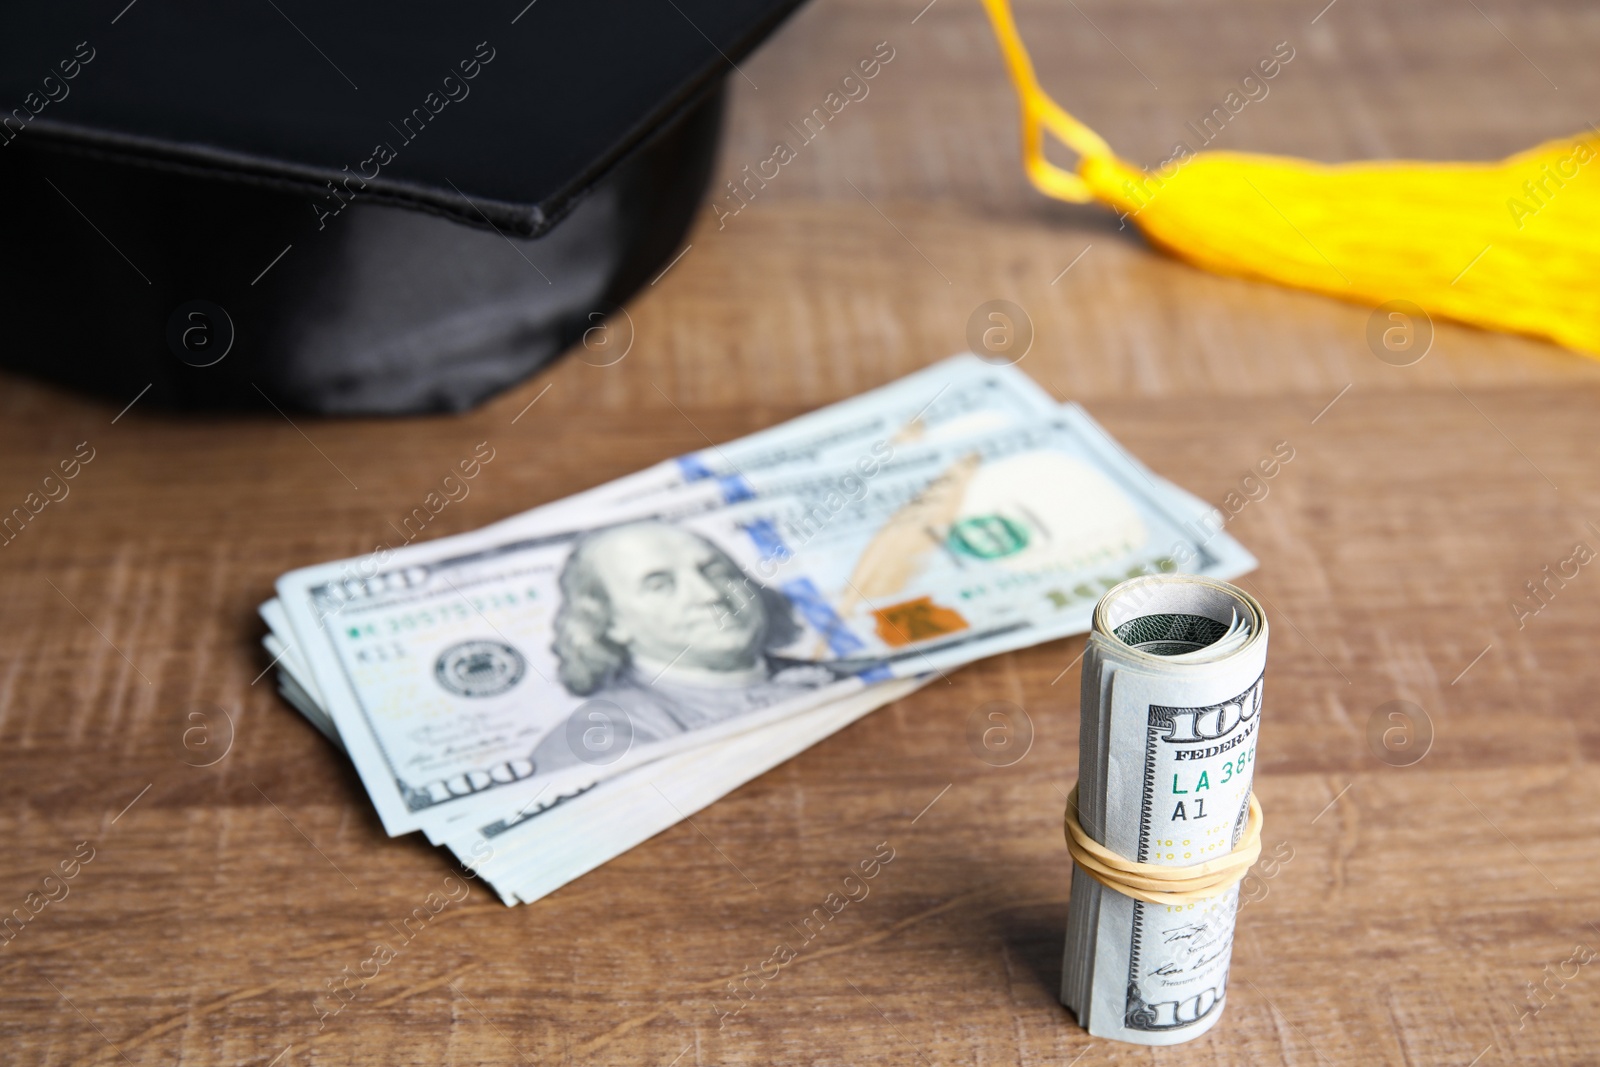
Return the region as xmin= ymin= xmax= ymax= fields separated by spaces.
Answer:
xmin=0 ymin=1 xmax=804 ymax=413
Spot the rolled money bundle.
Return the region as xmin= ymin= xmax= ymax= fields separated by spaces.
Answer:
xmin=1062 ymin=575 xmax=1268 ymax=1044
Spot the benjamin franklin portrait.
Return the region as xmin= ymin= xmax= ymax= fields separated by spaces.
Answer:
xmin=529 ymin=521 xmax=841 ymax=772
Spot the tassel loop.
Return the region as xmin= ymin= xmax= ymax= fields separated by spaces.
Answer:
xmin=980 ymin=0 xmax=1116 ymax=204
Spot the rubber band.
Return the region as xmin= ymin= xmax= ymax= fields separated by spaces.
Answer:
xmin=1063 ymin=785 xmax=1263 ymax=907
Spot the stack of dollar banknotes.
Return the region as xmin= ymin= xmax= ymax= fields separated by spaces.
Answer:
xmin=259 ymin=355 xmax=1255 ymax=915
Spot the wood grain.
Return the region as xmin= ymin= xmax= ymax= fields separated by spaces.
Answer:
xmin=3 ymin=1 xmax=1599 ymax=1064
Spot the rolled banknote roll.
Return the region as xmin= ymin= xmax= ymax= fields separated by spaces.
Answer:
xmin=1062 ymin=575 xmax=1268 ymax=1044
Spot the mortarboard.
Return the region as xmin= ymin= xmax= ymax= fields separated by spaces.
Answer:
xmin=0 ymin=1 xmax=805 ymax=412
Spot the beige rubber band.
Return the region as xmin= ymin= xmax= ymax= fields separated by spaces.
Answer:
xmin=1063 ymin=785 xmax=1264 ymax=907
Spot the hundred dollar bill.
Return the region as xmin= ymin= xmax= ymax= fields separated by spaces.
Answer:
xmin=273 ymin=411 xmax=1254 ymax=839
xmin=495 ymin=353 xmax=1064 ymax=519
xmin=1063 ymin=575 xmax=1268 ymax=1044
xmin=260 ymin=356 xmax=1061 ymax=844
xmin=275 ymin=475 xmax=849 ymax=838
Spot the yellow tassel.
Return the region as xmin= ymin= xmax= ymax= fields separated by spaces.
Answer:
xmin=981 ymin=0 xmax=1600 ymax=357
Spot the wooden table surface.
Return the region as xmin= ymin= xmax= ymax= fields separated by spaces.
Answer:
xmin=5 ymin=1 xmax=1599 ymax=1064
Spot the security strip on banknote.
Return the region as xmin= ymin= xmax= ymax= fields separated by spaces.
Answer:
xmin=260 ymin=355 xmax=1259 ymax=906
